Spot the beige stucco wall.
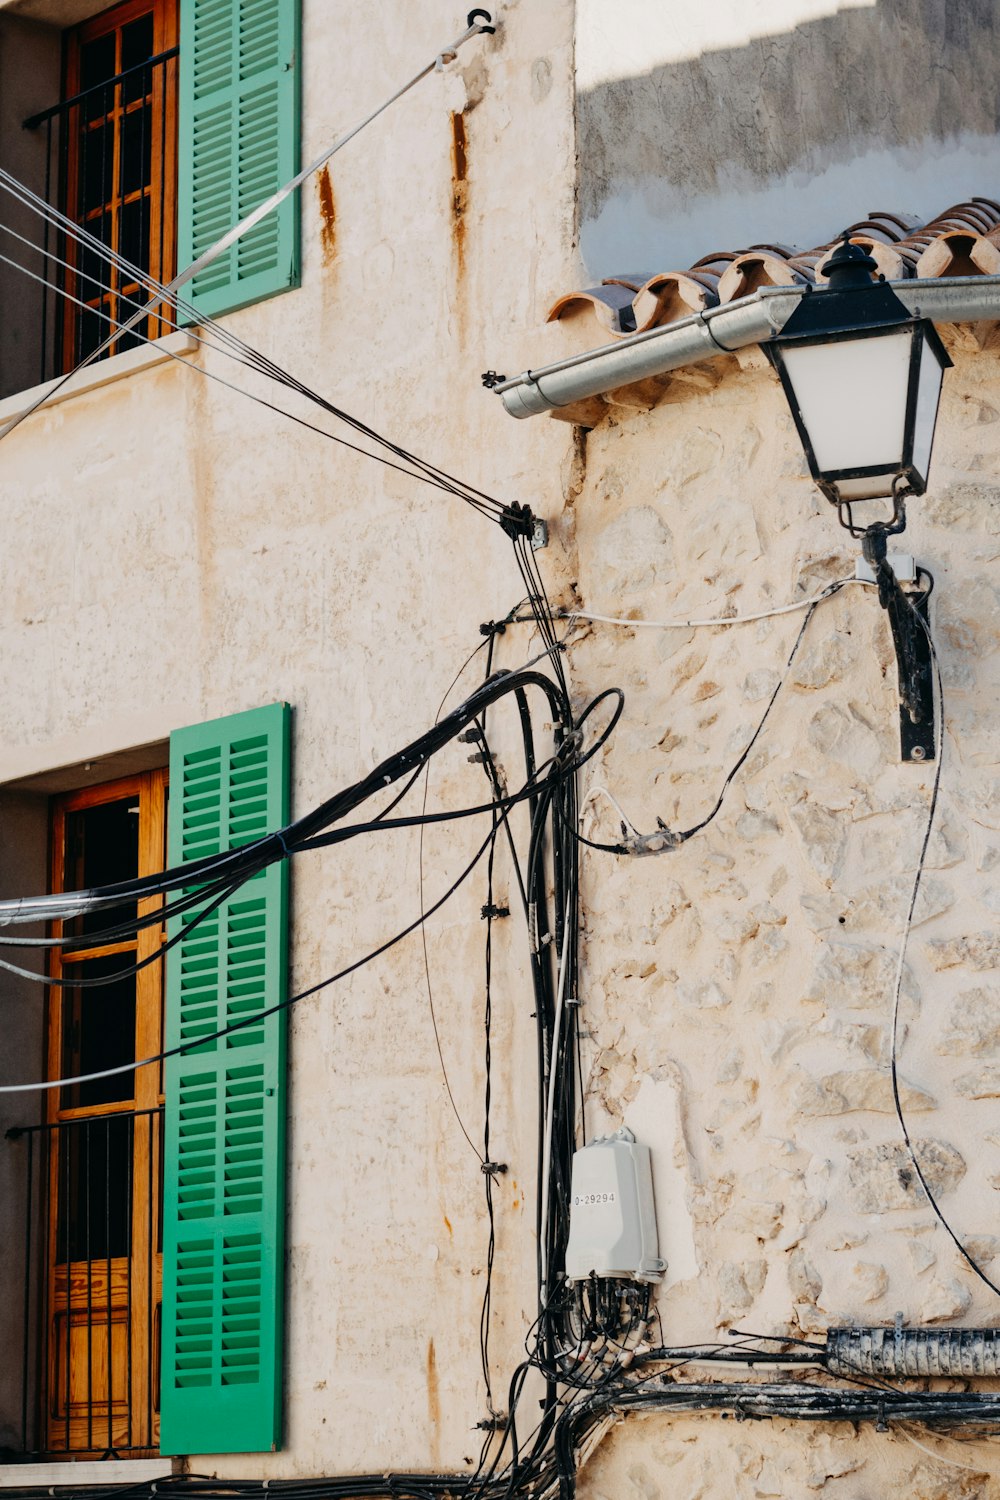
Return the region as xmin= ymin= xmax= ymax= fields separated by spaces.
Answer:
xmin=0 ymin=0 xmax=580 ymax=1476
xmin=3 ymin=0 xmax=1000 ymax=1495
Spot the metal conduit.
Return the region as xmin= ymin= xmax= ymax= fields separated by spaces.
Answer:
xmin=827 ymin=1326 xmax=1000 ymax=1379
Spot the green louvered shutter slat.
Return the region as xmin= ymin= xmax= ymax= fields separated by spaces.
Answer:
xmin=177 ymin=0 xmax=300 ymax=319
xmin=161 ymin=703 xmax=291 ymax=1455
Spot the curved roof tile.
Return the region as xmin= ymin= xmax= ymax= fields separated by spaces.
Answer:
xmin=548 ymin=197 xmax=1000 ymax=338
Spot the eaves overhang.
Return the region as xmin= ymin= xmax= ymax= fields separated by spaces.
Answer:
xmin=494 ymin=276 xmax=1000 ymax=420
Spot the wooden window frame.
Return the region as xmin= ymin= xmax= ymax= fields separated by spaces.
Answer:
xmin=61 ymin=0 xmax=178 ymax=369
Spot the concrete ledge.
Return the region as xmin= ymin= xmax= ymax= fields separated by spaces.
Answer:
xmin=0 ymin=330 xmax=200 ymax=431
xmin=0 ymin=1458 xmax=173 ymax=1489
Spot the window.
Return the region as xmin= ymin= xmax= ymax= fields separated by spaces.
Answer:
xmin=61 ymin=0 xmax=179 ymax=366
xmin=45 ymin=770 xmax=167 ymax=1455
xmin=6 ymin=704 xmax=291 ymax=1461
xmin=1 ymin=0 xmax=300 ymax=399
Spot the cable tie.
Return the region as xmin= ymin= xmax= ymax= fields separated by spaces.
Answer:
xmin=273 ymin=829 xmax=290 ymax=858
xmin=480 ymin=903 xmax=510 ymax=921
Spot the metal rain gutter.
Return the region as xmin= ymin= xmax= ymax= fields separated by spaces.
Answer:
xmin=494 ymin=275 xmax=1000 ymax=420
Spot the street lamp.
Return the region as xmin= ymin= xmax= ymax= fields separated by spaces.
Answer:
xmin=765 ymin=237 xmax=952 ymax=763
xmin=765 ymin=237 xmax=952 ymax=535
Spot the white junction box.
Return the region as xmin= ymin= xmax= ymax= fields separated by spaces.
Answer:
xmin=564 ymin=1128 xmax=664 ymax=1283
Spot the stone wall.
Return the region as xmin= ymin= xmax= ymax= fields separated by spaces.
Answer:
xmin=554 ymin=329 xmax=1000 ymax=1497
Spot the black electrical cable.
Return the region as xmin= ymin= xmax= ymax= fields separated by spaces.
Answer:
xmin=886 ymin=581 xmax=1000 ymax=1302
xmin=1 ymin=815 xmax=501 ymax=1096
xmin=0 ymin=667 xmax=574 ymax=939
xmin=0 ymin=202 xmax=520 ymax=532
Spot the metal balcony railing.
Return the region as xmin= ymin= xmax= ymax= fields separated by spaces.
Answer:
xmin=21 ymin=45 xmax=178 ymax=384
xmin=5 ymin=1107 xmax=163 ymax=1458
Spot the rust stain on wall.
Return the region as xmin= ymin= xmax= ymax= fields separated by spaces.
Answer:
xmin=426 ymin=1337 xmax=441 ymax=1465
xmin=450 ymin=110 xmax=468 ymax=278
xmin=316 ymin=165 xmax=337 ymax=265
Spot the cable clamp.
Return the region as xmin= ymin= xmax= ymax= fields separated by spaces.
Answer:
xmin=481 ymin=903 xmax=509 ymax=921
xmin=555 ymin=727 xmax=583 ymax=760
xmin=499 ymin=501 xmax=537 ymax=541
xmin=481 ymin=1160 xmax=508 ymax=1176
xmin=875 ymin=1399 xmax=888 ymax=1433
xmin=474 ymin=1409 xmax=507 ymax=1430
xmin=479 ymin=617 xmax=508 ymax=638
xmin=621 ymin=824 xmax=684 ymax=857
xmin=481 ymin=370 xmax=507 ymax=388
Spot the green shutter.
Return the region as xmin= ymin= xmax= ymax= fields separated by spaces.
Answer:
xmin=161 ymin=703 xmax=291 ymax=1456
xmin=177 ymin=0 xmax=301 ymax=319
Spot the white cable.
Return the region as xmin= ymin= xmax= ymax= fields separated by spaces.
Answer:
xmin=580 ymin=784 xmax=640 ymax=837
xmin=564 ymin=577 xmax=867 ymax=630
xmin=538 ymin=896 xmax=573 ymax=1300
xmin=899 ymin=1428 xmax=993 ymax=1474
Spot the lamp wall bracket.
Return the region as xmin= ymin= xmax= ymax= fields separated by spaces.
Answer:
xmin=861 ymin=526 xmax=935 ymax=762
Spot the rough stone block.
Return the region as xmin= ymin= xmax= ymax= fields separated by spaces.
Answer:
xmin=844 ymin=1139 xmax=965 ymax=1213
xmin=927 ymin=933 xmax=1000 ymax=971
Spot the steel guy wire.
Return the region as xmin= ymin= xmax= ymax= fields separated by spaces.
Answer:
xmin=0 ymin=13 xmax=496 ymax=441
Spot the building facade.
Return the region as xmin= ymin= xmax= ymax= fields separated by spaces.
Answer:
xmin=0 ymin=2 xmax=999 ymax=1497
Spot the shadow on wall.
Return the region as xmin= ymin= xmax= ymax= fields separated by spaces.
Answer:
xmin=577 ymin=0 xmax=1000 ymax=276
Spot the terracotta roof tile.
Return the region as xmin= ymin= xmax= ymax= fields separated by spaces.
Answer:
xmin=549 ymin=197 xmax=1000 ymax=339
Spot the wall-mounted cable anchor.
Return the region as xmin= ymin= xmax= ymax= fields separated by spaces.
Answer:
xmin=859 ymin=521 xmax=935 ymax=763
xmin=481 ymin=370 xmax=507 ymax=388
xmin=481 ymin=1160 xmax=507 ymax=1176
xmin=467 ymin=10 xmax=496 ymax=35
xmin=468 ymin=749 xmax=496 ymax=766
xmin=474 ymin=1410 xmax=508 ymax=1431
xmin=481 ymin=903 xmax=509 ymax=920
xmin=499 ymin=501 xmax=548 ymax=551
xmin=458 ymin=726 xmax=485 ymax=743
xmin=478 ymin=618 xmax=508 ymax=638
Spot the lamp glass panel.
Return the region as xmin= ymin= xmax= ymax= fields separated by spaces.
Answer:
xmin=910 ymin=328 xmax=946 ymax=484
xmin=780 ymin=327 xmax=912 ymax=481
